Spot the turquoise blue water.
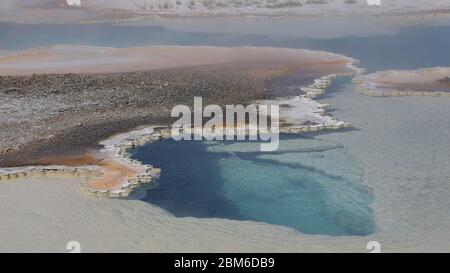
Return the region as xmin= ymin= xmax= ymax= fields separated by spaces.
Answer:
xmin=132 ymin=133 xmax=375 ymax=236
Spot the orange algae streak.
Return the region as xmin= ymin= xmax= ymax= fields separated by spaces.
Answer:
xmin=34 ymin=152 xmax=139 ymax=192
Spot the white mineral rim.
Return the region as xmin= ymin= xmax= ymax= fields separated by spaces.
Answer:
xmin=67 ymin=0 xmax=81 ymax=7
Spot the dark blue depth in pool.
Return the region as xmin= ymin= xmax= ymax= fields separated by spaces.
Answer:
xmin=131 ymin=136 xmax=376 ymax=236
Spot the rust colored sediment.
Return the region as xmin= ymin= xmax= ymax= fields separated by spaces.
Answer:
xmin=34 ymin=153 xmax=100 ymax=166
xmin=32 ymin=151 xmax=141 ymax=193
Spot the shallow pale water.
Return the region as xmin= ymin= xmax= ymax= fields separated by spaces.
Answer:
xmin=1 ymin=21 xmax=450 ymax=72
xmin=318 ymin=81 xmax=450 ymax=234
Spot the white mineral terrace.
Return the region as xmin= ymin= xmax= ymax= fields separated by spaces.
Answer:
xmin=93 ymin=83 xmax=355 ymax=196
xmin=0 ymin=127 xmax=168 ymax=198
xmin=260 ymin=73 xmax=354 ymax=133
xmin=0 ymin=45 xmax=359 ymax=197
xmin=0 ymin=70 xmax=356 ymax=197
xmin=301 ymin=74 xmax=338 ymax=99
xmin=0 ymin=165 xmax=100 ymax=181
xmin=0 ymin=116 xmax=350 ymax=198
xmin=353 ymin=67 xmax=450 ymax=97
xmin=94 ymin=126 xmax=169 ymax=197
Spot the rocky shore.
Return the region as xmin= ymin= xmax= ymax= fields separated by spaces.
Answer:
xmin=0 ymin=70 xmax=356 ymax=196
xmin=0 ymin=125 xmax=168 ymax=198
xmin=0 ymin=66 xmax=279 ymax=167
xmin=0 ymin=46 xmax=357 ymax=166
xmin=0 ymin=45 xmax=360 ymax=196
xmin=91 ymin=126 xmax=167 ymax=198
xmin=87 ymin=69 xmax=357 ymax=196
xmin=266 ymin=72 xmax=356 ymax=134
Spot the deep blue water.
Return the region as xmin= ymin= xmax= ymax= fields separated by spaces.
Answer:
xmin=131 ymin=78 xmax=376 ymax=236
xmin=132 ymin=133 xmax=376 ymax=236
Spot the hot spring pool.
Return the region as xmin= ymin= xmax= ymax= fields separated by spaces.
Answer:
xmin=131 ymin=135 xmax=375 ymax=236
